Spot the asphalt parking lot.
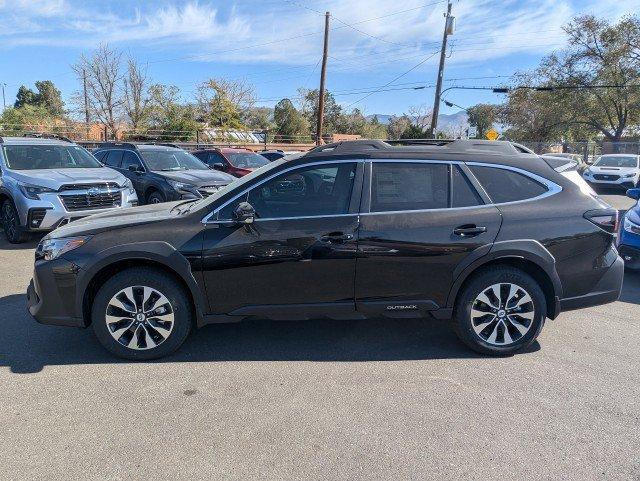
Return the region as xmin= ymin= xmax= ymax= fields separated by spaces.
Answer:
xmin=1 ymin=190 xmax=639 ymax=480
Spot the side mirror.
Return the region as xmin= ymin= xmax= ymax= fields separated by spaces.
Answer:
xmin=233 ymin=202 xmax=255 ymax=224
xmin=128 ymin=164 xmax=142 ymax=173
xmin=212 ymin=163 xmax=226 ymax=171
xmin=626 ymin=188 xmax=640 ymax=200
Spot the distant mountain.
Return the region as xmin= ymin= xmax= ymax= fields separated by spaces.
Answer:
xmin=367 ymin=111 xmax=469 ymax=131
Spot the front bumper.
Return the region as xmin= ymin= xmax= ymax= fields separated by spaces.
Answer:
xmin=582 ymin=173 xmax=637 ymax=188
xmin=27 ymin=257 xmax=85 ymax=327
xmin=16 ymin=189 xmax=138 ymax=232
xmin=559 ymin=255 xmax=624 ymax=311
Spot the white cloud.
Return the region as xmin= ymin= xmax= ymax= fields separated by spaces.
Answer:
xmin=0 ymin=0 xmax=638 ymax=69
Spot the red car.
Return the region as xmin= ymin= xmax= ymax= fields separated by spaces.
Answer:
xmin=193 ymin=148 xmax=270 ymax=177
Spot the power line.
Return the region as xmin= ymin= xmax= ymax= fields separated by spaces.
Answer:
xmin=343 ymin=50 xmax=441 ymax=109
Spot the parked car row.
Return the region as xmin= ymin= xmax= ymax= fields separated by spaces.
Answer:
xmin=25 ymin=139 xmax=623 ymax=361
xmin=0 ymin=136 xmax=293 ymax=243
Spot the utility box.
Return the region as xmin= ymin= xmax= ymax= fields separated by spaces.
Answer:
xmin=446 ymin=16 xmax=456 ymax=35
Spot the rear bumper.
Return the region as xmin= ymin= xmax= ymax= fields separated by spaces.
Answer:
xmin=559 ymin=255 xmax=624 ymax=311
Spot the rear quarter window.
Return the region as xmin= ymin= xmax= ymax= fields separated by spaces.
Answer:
xmin=469 ymin=165 xmax=548 ymax=204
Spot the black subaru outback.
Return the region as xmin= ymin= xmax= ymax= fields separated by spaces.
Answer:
xmin=27 ymin=140 xmax=623 ymax=360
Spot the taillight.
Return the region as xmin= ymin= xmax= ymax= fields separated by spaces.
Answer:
xmin=584 ymin=209 xmax=619 ymax=234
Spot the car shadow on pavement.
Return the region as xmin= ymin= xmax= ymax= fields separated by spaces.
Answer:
xmin=0 ymin=238 xmax=40 ymax=251
xmin=0 ymin=292 xmax=542 ymax=374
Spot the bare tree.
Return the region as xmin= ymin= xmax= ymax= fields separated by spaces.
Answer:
xmin=123 ymin=57 xmax=150 ymax=132
xmin=407 ymin=104 xmax=433 ymax=132
xmin=73 ymin=44 xmax=122 ymax=138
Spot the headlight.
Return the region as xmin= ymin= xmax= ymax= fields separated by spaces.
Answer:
xmin=18 ymin=182 xmax=56 ymax=200
xmin=36 ymin=236 xmax=91 ymax=261
xmin=122 ymin=179 xmax=135 ymax=194
xmin=623 ymin=216 xmax=640 ymax=234
xmin=624 ymin=173 xmax=636 ymax=178
xmin=584 ymin=168 xmax=592 ymax=175
xmin=167 ymin=180 xmax=194 ymax=192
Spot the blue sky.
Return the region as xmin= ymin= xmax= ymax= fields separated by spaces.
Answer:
xmin=0 ymin=0 xmax=638 ymax=118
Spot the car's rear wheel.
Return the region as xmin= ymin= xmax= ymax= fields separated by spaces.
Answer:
xmin=1 ymin=200 xmax=29 ymax=244
xmin=147 ymin=191 xmax=165 ymax=204
xmin=453 ymin=266 xmax=546 ymax=356
xmin=91 ymin=267 xmax=192 ymax=360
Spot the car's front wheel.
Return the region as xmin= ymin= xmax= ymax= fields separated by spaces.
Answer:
xmin=1 ymin=200 xmax=29 ymax=244
xmin=91 ymin=267 xmax=193 ymax=360
xmin=146 ymin=191 xmax=165 ymax=204
xmin=453 ymin=266 xmax=546 ymax=356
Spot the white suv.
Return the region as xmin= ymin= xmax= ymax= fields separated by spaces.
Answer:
xmin=582 ymin=154 xmax=640 ymax=189
xmin=0 ymin=135 xmax=138 ymax=243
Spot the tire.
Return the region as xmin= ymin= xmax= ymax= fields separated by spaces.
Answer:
xmin=1 ymin=200 xmax=29 ymax=244
xmin=146 ymin=191 xmax=165 ymax=204
xmin=91 ymin=267 xmax=193 ymax=360
xmin=453 ymin=266 xmax=546 ymax=356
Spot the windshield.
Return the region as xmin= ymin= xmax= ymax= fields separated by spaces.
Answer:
xmin=2 ymin=145 xmax=102 ymax=170
xmin=141 ymin=150 xmax=209 ymax=171
xmin=595 ymin=155 xmax=638 ymax=168
xmin=226 ymin=152 xmax=269 ymax=169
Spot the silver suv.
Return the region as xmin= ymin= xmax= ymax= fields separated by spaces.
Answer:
xmin=0 ymin=136 xmax=138 ymax=243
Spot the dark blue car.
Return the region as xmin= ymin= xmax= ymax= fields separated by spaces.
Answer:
xmin=619 ymin=188 xmax=640 ymax=270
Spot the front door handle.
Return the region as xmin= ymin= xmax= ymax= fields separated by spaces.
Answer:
xmin=453 ymin=225 xmax=487 ymax=237
xmin=320 ymin=232 xmax=354 ymax=243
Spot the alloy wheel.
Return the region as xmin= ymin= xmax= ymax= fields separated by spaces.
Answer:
xmin=105 ymin=286 xmax=174 ymax=350
xmin=470 ymin=283 xmax=535 ymax=346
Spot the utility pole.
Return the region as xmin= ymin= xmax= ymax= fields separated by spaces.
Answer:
xmin=429 ymin=0 xmax=454 ymax=138
xmin=82 ymin=70 xmax=90 ymax=140
xmin=1 ymin=83 xmax=6 ymax=111
xmin=316 ymin=11 xmax=330 ymax=146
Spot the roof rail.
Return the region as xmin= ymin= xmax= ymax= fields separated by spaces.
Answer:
xmin=22 ymin=132 xmax=73 ymax=143
xmin=307 ymin=140 xmax=390 ymax=155
xmin=97 ymin=141 xmax=139 ymax=150
xmin=142 ymin=142 xmax=180 ymax=149
xmin=386 ymin=139 xmax=455 ymax=146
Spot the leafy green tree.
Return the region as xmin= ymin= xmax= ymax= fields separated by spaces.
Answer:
xmin=503 ymin=15 xmax=640 ymax=141
xmin=197 ymin=78 xmax=255 ymax=129
xmin=273 ymin=99 xmax=310 ymax=142
xmin=14 ymin=86 xmax=38 ymax=109
xmin=13 ymin=81 xmax=64 ymax=117
xmin=243 ymin=107 xmax=275 ymax=131
xmin=146 ymin=84 xmax=199 ymax=140
xmin=34 ymin=80 xmax=65 ymax=117
xmin=400 ymin=123 xmax=429 ymax=139
xmin=0 ymin=105 xmax=60 ymax=134
xmin=299 ymin=88 xmax=342 ymax=135
xmin=466 ymin=104 xmax=499 ymax=138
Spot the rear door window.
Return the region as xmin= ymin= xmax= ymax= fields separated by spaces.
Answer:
xmin=370 ymin=162 xmax=448 ymax=212
xmin=469 ymin=165 xmax=548 ymax=203
xmin=452 ymin=166 xmax=483 ymax=207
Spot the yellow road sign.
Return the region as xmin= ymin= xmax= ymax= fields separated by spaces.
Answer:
xmin=486 ymin=129 xmax=499 ymax=141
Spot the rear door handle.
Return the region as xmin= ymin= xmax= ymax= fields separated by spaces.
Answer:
xmin=453 ymin=225 xmax=487 ymax=237
xmin=321 ymin=232 xmax=354 ymax=243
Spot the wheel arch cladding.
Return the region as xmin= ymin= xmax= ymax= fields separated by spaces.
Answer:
xmin=447 ymin=242 xmax=562 ymax=320
xmin=80 ymin=245 xmax=205 ymax=327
